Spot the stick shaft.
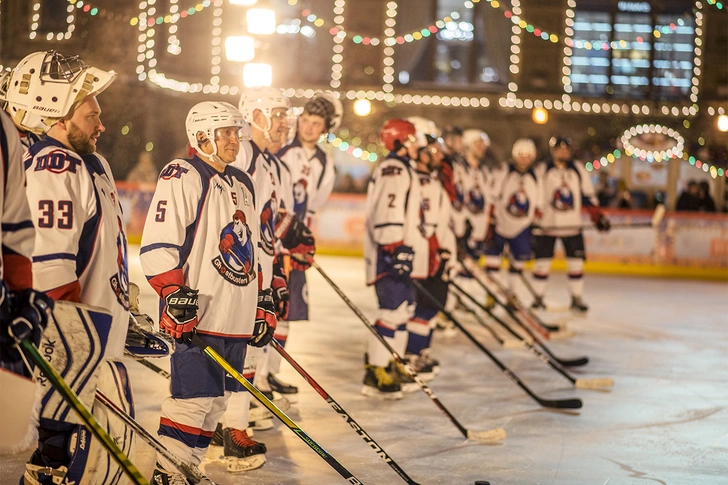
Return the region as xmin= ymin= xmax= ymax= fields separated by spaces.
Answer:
xmin=270 ymin=339 xmax=420 ymax=485
xmin=125 ymin=351 xmax=172 ymax=379
xmin=312 ymin=261 xmax=471 ymax=438
xmin=21 ymin=340 xmax=148 ymax=485
xmin=190 ymin=335 xmax=363 ymax=484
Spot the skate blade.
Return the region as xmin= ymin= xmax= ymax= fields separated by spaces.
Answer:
xmin=204 ymin=444 xmax=225 ymax=464
xmin=226 ymin=454 xmax=266 ymax=473
xmin=361 ymin=386 xmax=403 ymax=400
xmin=467 ymin=427 xmax=507 ymax=443
xmin=400 ymin=382 xmax=420 ymax=393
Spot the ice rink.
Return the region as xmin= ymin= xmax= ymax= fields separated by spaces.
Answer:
xmin=2 ymin=250 xmax=727 ymax=485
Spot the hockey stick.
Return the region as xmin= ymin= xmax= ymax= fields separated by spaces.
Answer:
xmin=449 ymin=282 xmax=612 ymax=390
xmin=450 ymin=292 xmax=521 ymax=349
xmin=412 ymin=281 xmax=583 ymax=410
xmin=95 ymin=390 xmax=210 ymax=484
xmin=462 ymin=261 xmax=588 ymax=368
xmin=270 ymin=339 xmax=421 ymax=485
xmin=190 ymin=334 xmax=364 ymax=484
xmin=311 ymin=260 xmax=506 ymax=443
xmin=124 ymin=350 xmax=172 ymax=379
xmin=17 ymin=339 xmax=148 ymax=485
xmin=534 ymin=204 xmax=666 ymax=233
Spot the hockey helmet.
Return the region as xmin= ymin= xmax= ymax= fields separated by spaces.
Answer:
xmin=238 ymin=87 xmax=290 ymax=140
xmin=3 ymin=50 xmax=116 ymax=134
xmin=185 ymin=101 xmax=251 ymax=160
xmin=462 ymin=129 xmax=490 ymax=151
xmin=303 ymin=91 xmax=343 ymax=133
xmin=512 ymin=138 xmax=537 ymax=161
xmin=379 ymin=118 xmax=417 ymax=152
xmin=407 ymin=116 xmax=440 ymax=147
xmin=549 ymin=136 xmax=572 ymax=149
xmin=441 ymin=125 xmax=463 ymax=138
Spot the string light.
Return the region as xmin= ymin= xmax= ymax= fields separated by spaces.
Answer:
xmin=383 ymin=1 xmax=397 ymax=94
xmin=30 ymin=0 xmax=75 ymax=40
xmin=621 ymin=124 xmax=684 ymax=163
xmin=330 ymin=0 xmax=345 ymax=89
xmin=691 ymin=3 xmax=706 ymax=104
xmin=508 ymin=0 xmax=521 ymax=93
xmin=327 ymin=133 xmax=380 ymax=162
xmin=584 ymin=148 xmax=726 ymax=179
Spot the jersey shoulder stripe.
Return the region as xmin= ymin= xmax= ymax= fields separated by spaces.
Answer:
xmin=247 ymin=142 xmax=263 ymax=176
xmin=276 ymin=138 xmax=300 ymax=159
xmin=1 ymin=116 xmax=9 ymax=193
xmin=2 ymin=221 xmax=35 ymax=232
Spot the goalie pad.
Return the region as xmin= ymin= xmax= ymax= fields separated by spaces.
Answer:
xmin=0 ymin=368 xmax=40 ymax=453
xmin=34 ymin=300 xmax=112 ymax=424
xmin=125 ymin=312 xmax=172 ymax=358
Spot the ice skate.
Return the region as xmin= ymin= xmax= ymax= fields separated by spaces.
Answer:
xmin=267 ymin=373 xmax=299 ymax=403
xmin=249 ymin=400 xmax=274 ymax=431
xmin=434 ymin=311 xmax=458 ymax=338
xmin=223 ymin=427 xmax=266 ymax=473
xmin=531 ymin=295 xmax=546 ymax=311
xmin=570 ymin=296 xmax=588 ymax=315
xmin=151 ymin=462 xmax=188 ymax=485
xmin=405 ymin=350 xmax=439 ymax=381
xmin=387 ymin=360 xmax=419 ymax=393
xmin=361 ymin=365 xmax=403 ymax=399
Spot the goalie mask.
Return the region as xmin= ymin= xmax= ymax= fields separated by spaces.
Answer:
xmin=186 ymin=101 xmax=251 ymax=162
xmin=3 ymin=50 xmax=116 ymax=134
xmin=238 ymin=87 xmax=291 ymax=142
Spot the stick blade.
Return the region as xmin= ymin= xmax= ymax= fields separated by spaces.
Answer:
xmin=557 ymin=356 xmax=589 ymax=367
xmin=548 ymin=329 xmax=575 ymax=340
xmin=651 ymin=204 xmax=666 ymax=227
xmin=502 ymin=339 xmax=524 ymax=350
xmin=467 ymin=427 xmax=507 ymax=443
xmin=539 ymin=397 xmax=583 ymax=409
xmin=575 ymin=377 xmax=614 ymax=390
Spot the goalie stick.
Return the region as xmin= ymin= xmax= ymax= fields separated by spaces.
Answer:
xmin=534 ymin=204 xmax=665 ymax=233
xmin=311 ymin=260 xmax=506 ymax=443
xmin=270 ymin=339 xmax=421 ymax=485
xmin=450 ymin=282 xmax=613 ymax=390
xmin=190 ymin=334 xmax=364 ymax=484
xmin=16 ymin=338 xmax=148 ymax=485
xmin=412 ymin=280 xmax=583 ymax=410
xmin=95 ymin=390 xmax=211 ymax=484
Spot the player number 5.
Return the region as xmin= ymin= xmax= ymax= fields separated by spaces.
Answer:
xmin=155 ymin=200 xmax=167 ymax=222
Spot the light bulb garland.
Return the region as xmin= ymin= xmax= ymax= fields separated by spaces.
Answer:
xmin=327 ymin=132 xmax=381 ymax=162
xmin=621 ymin=124 xmax=685 ymax=163
xmin=585 ymin=148 xmax=726 ymax=179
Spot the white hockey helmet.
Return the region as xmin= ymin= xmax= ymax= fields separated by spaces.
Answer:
xmin=238 ymin=87 xmax=290 ymax=140
xmin=462 ymin=129 xmax=490 ymax=151
xmin=185 ymin=101 xmax=251 ymax=160
xmin=512 ymin=138 xmax=537 ymax=161
xmin=408 ymin=116 xmax=440 ymax=147
xmin=0 ymin=68 xmax=11 ymax=109
xmin=3 ymin=51 xmax=116 ymax=134
xmin=303 ymin=91 xmax=343 ymax=133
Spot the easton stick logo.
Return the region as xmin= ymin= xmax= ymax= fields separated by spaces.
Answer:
xmin=330 ymin=404 xmax=393 ymax=463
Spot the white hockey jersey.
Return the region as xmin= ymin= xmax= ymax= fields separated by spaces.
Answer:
xmin=450 ymin=157 xmax=489 ymax=241
xmin=0 ymin=111 xmax=34 ymax=290
xmin=277 ymin=139 xmax=336 ymax=228
xmin=415 ymin=169 xmax=456 ymax=276
xmin=231 ymin=141 xmax=291 ymax=287
xmin=535 ymin=159 xmax=598 ymax=237
xmin=364 ymin=154 xmax=426 ymax=285
xmin=140 ymin=156 xmax=259 ymax=338
xmin=489 ymin=162 xmax=542 ymax=239
xmin=24 ymin=136 xmax=130 ymax=358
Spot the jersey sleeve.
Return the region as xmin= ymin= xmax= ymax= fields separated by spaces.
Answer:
xmin=24 ymin=148 xmax=93 ymax=301
xmin=308 ymin=152 xmax=335 ymax=216
xmin=1 ymin=117 xmax=34 ymax=290
xmin=576 ymin=162 xmax=599 ymax=207
xmin=140 ymin=162 xmax=202 ymax=297
xmin=366 ymin=161 xmax=412 ymax=246
xmin=487 ymin=163 xmax=507 ymax=213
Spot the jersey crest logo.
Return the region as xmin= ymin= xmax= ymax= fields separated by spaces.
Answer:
xmin=160 ymin=164 xmax=189 ymax=180
xmin=292 ymin=178 xmax=308 ymax=217
xmin=212 ymin=210 xmax=256 ymax=286
xmin=259 ymin=192 xmax=278 ymax=256
xmin=467 ymin=186 xmax=485 ymax=214
xmin=418 ymin=197 xmax=431 ymax=237
xmin=507 ymin=189 xmax=529 ymax=218
xmin=381 ymin=166 xmax=402 ymax=177
xmin=109 ymin=216 xmax=130 ymax=310
xmin=552 ymin=183 xmax=574 ymax=211
xmin=33 ymin=150 xmax=81 ymax=174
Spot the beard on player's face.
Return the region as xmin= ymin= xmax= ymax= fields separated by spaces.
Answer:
xmin=67 ymin=120 xmax=97 ymax=155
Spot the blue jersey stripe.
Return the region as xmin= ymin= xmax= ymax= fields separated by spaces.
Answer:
xmin=1 ymin=221 xmax=34 ymax=232
xmin=32 ymin=252 xmax=76 ymax=262
xmin=140 ymin=242 xmax=181 ymax=255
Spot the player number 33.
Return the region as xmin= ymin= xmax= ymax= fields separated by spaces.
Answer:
xmin=38 ymin=200 xmax=73 ymax=229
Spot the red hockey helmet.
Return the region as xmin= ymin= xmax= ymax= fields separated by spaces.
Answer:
xmin=379 ymin=119 xmax=417 ymax=152
xmin=233 ymin=210 xmax=246 ymax=223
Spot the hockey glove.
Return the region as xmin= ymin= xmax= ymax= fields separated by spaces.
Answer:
xmin=427 ymin=235 xmax=443 ymax=278
xmin=485 ymin=205 xmax=496 ymax=244
xmin=219 ymin=234 xmax=235 ymax=254
xmin=271 ymin=256 xmax=290 ymax=320
xmin=275 ymin=213 xmax=315 ymax=270
xmin=1 ymin=288 xmax=54 ymax=364
xmin=586 ymin=206 xmax=611 ymax=232
xmin=380 ymin=242 xmax=414 ymax=280
xmin=250 ymin=288 xmax=277 ymax=347
xmin=161 ymin=285 xmax=199 ymax=343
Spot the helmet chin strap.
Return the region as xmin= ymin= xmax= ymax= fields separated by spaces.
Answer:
xmin=251 ymin=116 xmax=273 ymax=143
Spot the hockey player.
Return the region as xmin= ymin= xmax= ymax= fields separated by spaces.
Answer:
xmin=405 ymin=118 xmax=455 ymax=380
xmin=271 ymin=92 xmax=341 ymax=395
xmin=3 ymin=50 xmax=138 ymax=485
xmin=484 ymin=138 xmax=542 ymax=296
xmin=452 ymin=129 xmax=489 ymax=261
xmin=140 ymin=101 xmax=276 ymax=482
xmin=531 ymin=136 xmax=610 ymax=313
xmin=363 ymin=118 xmax=426 ymax=399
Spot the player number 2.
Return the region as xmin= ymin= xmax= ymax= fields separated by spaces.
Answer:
xmin=387 ymin=193 xmax=396 ymax=208
xmin=155 ymin=200 xmax=167 ymax=222
xmin=38 ymin=200 xmax=73 ymax=229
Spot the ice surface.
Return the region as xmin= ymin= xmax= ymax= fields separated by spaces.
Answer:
xmin=1 ymin=249 xmax=727 ymax=485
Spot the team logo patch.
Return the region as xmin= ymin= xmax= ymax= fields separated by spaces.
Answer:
xmin=212 ymin=210 xmax=256 ymax=286
xmin=160 ymin=163 xmax=189 ymax=180
xmin=259 ymin=192 xmax=278 ymax=256
xmin=33 ymin=150 xmax=81 ymax=174
xmin=467 ymin=186 xmax=485 ymax=214
xmin=552 ymin=183 xmax=574 ymax=211
xmin=110 ymin=216 xmax=130 ymax=310
xmin=381 ymin=166 xmax=402 ymax=176
xmin=507 ymin=189 xmax=529 ymax=218
xmin=292 ymin=178 xmax=308 ymax=217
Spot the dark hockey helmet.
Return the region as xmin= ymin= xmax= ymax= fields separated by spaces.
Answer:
xmin=549 ymin=136 xmax=573 ymax=149
xmin=441 ymin=125 xmax=464 ymax=138
xmin=379 ymin=118 xmax=417 ymax=152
